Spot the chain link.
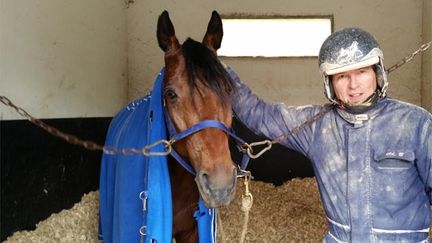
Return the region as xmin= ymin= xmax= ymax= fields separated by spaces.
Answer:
xmin=241 ymin=40 xmax=432 ymax=158
xmin=0 ymin=95 xmax=172 ymax=156
xmin=272 ymin=104 xmax=333 ymax=144
xmin=1 ymin=41 xmax=430 ymax=158
xmin=1 ymin=39 xmax=430 ymax=243
xmin=240 ymin=104 xmax=333 ymax=158
xmin=386 ymin=41 xmax=432 ymax=74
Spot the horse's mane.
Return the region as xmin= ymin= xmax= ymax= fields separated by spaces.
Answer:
xmin=182 ymin=38 xmax=233 ymax=101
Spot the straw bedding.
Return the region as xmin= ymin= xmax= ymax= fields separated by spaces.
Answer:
xmin=5 ymin=177 xmax=329 ymax=242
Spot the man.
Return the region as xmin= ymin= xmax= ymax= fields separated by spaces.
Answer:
xmin=227 ymin=28 xmax=432 ymax=242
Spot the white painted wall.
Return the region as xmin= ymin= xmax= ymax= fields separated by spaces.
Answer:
xmin=127 ymin=0 xmax=426 ymax=109
xmin=0 ymin=0 xmax=128 ymax=120
xmin=1 ymin=0 xmax=430 ymax=120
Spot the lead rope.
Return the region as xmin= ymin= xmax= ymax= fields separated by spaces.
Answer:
xmin=217 ymin=174 xmax=253 ymax=243
xmin=239 ymin=175 xmax=253 ymax=243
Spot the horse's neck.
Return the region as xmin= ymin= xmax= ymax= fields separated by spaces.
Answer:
xmin=168 ymin=156 xmax=199 ymax=241
xmin=168 ymin=156 xmax=199 ymax=209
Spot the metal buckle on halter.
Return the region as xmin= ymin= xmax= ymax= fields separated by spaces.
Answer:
xmin=241 ymin=174 xmax=253 ymax=212
xmin=236 ymin=165 xmax=253 ymax=180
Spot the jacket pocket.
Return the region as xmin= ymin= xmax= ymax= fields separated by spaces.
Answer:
xmin=374 ymin=150 xmax=415 ymax=170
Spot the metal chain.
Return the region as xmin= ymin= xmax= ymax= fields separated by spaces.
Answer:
xmin=220 ymin=41 xmax=431 ymax=242
xmin=0 ymin=40 xmax=429 ymax=243
xmin=1 ymin=41 xmax=430 ymax=158
xmin=0 ymin=95 xmax=172 ymax=156
xmin=386 ymin=41 xmax=432 ymax=74
xmin=274 ymin=104 xmax=333 ymax=144
xmin=242 ymin=40 xmax=432 ymax=159
xmin=242 ymin=104 xmax=333 ymax=159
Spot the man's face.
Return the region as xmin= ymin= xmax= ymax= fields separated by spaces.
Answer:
xmin=331 ymin=66 xmax=377 ymax=105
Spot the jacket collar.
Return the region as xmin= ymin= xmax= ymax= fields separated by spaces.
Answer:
xmin=335 ymin=98 xmax=387 ymax=126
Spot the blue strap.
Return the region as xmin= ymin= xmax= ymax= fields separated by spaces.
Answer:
xmin=171 ymin=120 xmax=247 ymax=144
xmin=164 ymin=103 xmax=246 ymax=143
xmin=194 ymin=197 xmax=217 ymax=243
xmin=170 ymin=149 xmax=196 ymax=175
xmin=165 ymin=114 xmax=251 ymax=171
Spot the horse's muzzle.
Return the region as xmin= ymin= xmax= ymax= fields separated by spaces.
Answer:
xmin=195 ymin=166 xmax=237 ymax=208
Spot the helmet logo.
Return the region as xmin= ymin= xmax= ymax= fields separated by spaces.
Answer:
xmin=336 ymin=41 xmax=364 ymax=65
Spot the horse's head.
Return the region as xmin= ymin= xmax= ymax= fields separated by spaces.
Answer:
xmin=157 ymin=11 xmax=236 ymax=208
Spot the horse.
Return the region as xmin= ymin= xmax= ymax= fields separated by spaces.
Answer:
xmin=99 ymin=10 xmax=239 ymax=243
xmin=158 ymin=10 xmax=237 ymax=242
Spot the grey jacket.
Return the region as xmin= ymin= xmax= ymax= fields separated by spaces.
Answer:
xmin=227 ymin=67 xmax=432 ymax=243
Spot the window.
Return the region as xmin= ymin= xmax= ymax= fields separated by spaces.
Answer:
xmin=218 ymin=17 xmax=332 ymax=57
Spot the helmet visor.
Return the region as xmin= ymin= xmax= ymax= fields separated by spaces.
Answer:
xmin=324 ymin=56 xmax=380 ymax=75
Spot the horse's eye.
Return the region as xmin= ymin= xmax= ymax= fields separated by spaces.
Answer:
xmin=164 ymin=88 xmax=178 ymax=101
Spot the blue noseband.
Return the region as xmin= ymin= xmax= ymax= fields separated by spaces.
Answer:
xmin=163 ymin=105 xmax=250 ymax=175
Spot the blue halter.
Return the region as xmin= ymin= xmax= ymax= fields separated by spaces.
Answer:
xmin=163 ymin=98 xmax=251 ymax=243
xmin=163 ymin=104 xmax=250 ymax=175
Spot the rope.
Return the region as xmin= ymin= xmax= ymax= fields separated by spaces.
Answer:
xmin=239 ymin=176 xmax=253 ymax=243
xmin=217 ymin=176 xmax=253 ymax=243
xmin=239 ymin=210 xmax=250 ymax=243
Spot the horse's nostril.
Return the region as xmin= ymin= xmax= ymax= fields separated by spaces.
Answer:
xmin=195 ymin=167 xmax=237 ymax=207
xmin=198 ymin=172 xmax=209 ymax=187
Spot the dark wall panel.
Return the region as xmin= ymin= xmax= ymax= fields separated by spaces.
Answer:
xmin=1 ymin=118 xmax=111 ymax=241
xmin=0 ymin=116 xmax=313 ymax=240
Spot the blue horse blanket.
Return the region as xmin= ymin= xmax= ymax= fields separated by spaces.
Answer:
xmin=99 ymin=69 xmax=217 ymax=243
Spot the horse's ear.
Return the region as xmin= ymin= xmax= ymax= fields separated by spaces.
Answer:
xmin=202 ymin=11 xmax=223 ymax=52
xmin=157 ymin=10 xmax=180 ymax=53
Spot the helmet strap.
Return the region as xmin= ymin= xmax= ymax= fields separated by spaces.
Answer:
xmin=336 ymin=90 xmax=380 ymax=114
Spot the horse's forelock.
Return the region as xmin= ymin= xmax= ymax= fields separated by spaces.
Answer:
xmin=182 ymin=38 xmax=233 ymax=101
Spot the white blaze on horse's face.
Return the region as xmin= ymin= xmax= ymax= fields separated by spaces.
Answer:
xmin=157 ymin=11 xmax=237 ymax=208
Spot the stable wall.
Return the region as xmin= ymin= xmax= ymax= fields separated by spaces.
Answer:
xmin=1 ymin=0 xmax=429 ymax=118
xmin=0 ymin=1 xmax=127 ymax=239
xmin=128 ymin=0 xmax=427 ymax=109
xmin=0 ymin=0 xmax=128 ymax=120
xmin=423 ymin=0 xmax=432 ymax=111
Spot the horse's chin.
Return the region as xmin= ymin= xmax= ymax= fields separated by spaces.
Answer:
xmin=195 ymin=179 xmax=237 ymax=208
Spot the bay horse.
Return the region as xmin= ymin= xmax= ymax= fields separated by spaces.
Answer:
xmin=158 ymin=10 xmax=237 ymax=242
xmin=99 ymin=10 xmax=238 ymax=243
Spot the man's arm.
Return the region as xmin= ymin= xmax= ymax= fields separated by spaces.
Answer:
xmin=227 ymin=66 xmax=320 ymax=154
